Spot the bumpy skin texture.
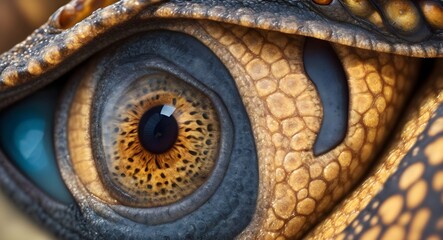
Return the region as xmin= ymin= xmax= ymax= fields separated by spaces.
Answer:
xmin=307 ymin=59 xmax=443 ymax=240
xmin=193 ymin=21 xmax=417 ymax=239
xmin=0 ymin=0 xmax=443 ymax=239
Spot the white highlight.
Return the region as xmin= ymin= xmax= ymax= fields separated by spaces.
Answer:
xmin=160 ymin=105 xmax=176 ymax=117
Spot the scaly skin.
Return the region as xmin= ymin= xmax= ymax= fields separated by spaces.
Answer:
xmin=193 ymin=21 xmax=418 ymax=239
xmin=0 ymin=0 xmax=442 ymax=239
xmin=307 ymin=60 xmax=443 ymax=240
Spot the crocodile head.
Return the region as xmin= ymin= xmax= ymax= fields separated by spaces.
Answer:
xmin=0 ymin=0 xmax=442 ymax=239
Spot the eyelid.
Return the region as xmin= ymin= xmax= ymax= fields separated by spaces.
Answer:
xmin=151 ymin=3 xmax=443 ymax=57
xmin=0 ymin=1 xmax=440 ymax=104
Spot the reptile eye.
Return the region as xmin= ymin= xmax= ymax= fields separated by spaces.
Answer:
xmin=53 ymin=30 xmax=258 ymax=231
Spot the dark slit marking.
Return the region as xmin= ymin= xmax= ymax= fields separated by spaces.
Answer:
xmin=303 ymin=38 xmax=349 ymax=156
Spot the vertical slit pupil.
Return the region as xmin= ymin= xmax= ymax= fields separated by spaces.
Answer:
xmin=138 ymin=105 xmax=179 ymax=154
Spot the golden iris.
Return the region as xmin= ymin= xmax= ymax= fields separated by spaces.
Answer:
xmin=101 ymin=72 xmax=220 ymax=207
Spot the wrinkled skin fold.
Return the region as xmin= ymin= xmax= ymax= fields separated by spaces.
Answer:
xmin=0 ymin=0 xmax=442 ymax=239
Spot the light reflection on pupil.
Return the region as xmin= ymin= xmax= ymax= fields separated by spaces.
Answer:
xmin=138 ymin=105 xmax=178 ymax=154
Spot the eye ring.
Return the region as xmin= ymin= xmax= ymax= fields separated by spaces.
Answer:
xmin=90 ymin=58 xmax=234 ymax=224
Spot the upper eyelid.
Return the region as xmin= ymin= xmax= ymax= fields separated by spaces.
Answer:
xmin=152 ymin=1 xmax=442 ymax=56
xmin=0 ymin=0 xmax=442 ymax=106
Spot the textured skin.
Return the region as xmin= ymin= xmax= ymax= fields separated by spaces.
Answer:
xmin=0 ymin=0 xmax=442 ymax=239
xmin=307 ymin=59 xmax=443 ymax=239
xmin=193 ymin=21 xmax=418 ymax=239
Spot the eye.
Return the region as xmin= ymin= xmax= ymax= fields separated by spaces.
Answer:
xmin=53 ymin=30 xmax=258 ymax=235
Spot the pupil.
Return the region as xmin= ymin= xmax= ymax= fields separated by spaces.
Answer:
xmin=138 ymin=105 xmax=178 ymax=154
